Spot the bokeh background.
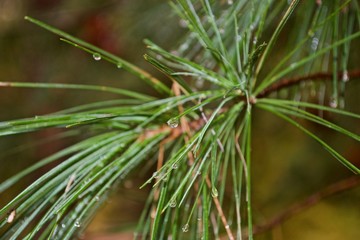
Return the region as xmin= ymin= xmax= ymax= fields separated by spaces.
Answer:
xmin=0 ymin=1 xmax=359 ymax=239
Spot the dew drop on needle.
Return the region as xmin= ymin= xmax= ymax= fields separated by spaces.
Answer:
xmin=7 ymin=209 xmax=16 ymax=223
xmin=211 ymin=187 xmax=219 ymax=198
xmin=170 ymin=199 xmax=177 ymax=208
xmin=167 ymin=118 xmax=179 ymax=128
xmin=93 ymin=53 xmax=101 ymax=61
xmin=172 ymin=163 xmax=178 ymax=169
xmin=342 ymin=71 xmax=349 ymax=82
xmin=179 ymin=19 xmax=187 ymax=28
xmin=329 ymin=97 xmax=338 ymax=108
xmin=74 ymin=221 xmax=81 ymax=228
xmin=152 ymin=171 xmax=159 ymax=179
xmin=311 ymin=37 xmax=319 ymax=51
xmin=182 ymin=223 xmax=189 ymax=232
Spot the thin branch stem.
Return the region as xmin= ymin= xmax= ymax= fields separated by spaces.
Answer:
xmin=205 ymin=177 xmax=235 ymax=240
xmin=257 ymin=70 xmax=360 ymax=98
xmin=247 ymin=176 xmax=360 ymax=236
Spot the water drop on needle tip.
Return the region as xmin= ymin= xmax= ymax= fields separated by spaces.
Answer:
xmin=211 ymin=187 xmax=218 ymax=198
xmin=74 ymin=221 xmax=81 ymax=228
xmin=329 ymin=98 xmax=338 ymax=108
xmin=167 ymin=118 xmax=179 ymax=128
xmin=182 ymin=223 xmax=189 ymax=232
xmin=7 ymin=209 xmax=16 ymax=223
xmin=170 ymin=199 xmax=177 ymax=208
xmin=93 ymin=53 xmax=101 ymax=61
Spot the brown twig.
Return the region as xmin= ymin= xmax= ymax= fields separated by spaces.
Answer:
xmin=245 ymin=176 xmax=360 ymax=236
xmin=257 ymin=70 xmax=360 ymax=98
xmin=205 ymin=177 xmax=235 ymax=240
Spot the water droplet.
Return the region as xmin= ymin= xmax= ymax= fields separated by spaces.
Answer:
xmin=211 ymin=187 xmax=218 ymax=198
xmin=308 ymin=30 xmax=315 ymax=37
xmin=342 ymin=71 xmax=349 ymax=82
xmin=152 ymin=171 xmax=159 ymax=179
xmin=182 ymin=223 xmax=189 ymax=232
xmin=167 ymin=118 xmax=179 ymax=128
xmin=179 ymin=43 xmax=189 ymax=52
xmin=7 ymin=209 xmax=16 ymax=223
xmin=195 ymin=78 xmax=204 ymax=88
xmin=61 ymin=224 xmax=66 ymax=228
xmin=192 ymin=149 xmax=197 ymax=158
xmin=236 ymin=35 xmax=242 ymax=42
xmin=329 ymin=97 xmax=338 ymax=108
xmin=74 ymin=221 xmax=81 ymax=228
xmin=179 ymin=19 xmax=187 ymax=28
xmin=228 ymin=0 xmax=233 ymax=5
xmin=311 ymin=37 xmax=319 ymax=51
xmin=172 ymin=163 xmax=178 ymax=169
xmin=93 ymin=53 xmax=101 ymax=61
xmin=117 ymin=63 xmax=123 ymax=69
xmin=225 ymin=224 xmax=230 ymax=229
xmin=219 ymin=28 xmax=225 ymax=35
xmin=196 ymin=170 xmax=201 ymax=176
xmin=253 ymin=37 xmax=258 ymax=45
xmin=170 ymin=199 xmax=177 ymax=208
xmin=95 ymin=196 xmax=100 ymax=201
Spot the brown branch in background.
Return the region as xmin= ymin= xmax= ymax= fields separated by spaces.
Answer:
xmin=246 ymin=176 xmax=360 ymax=236
xmin=257 ymin=70 xmax=360 ymax=98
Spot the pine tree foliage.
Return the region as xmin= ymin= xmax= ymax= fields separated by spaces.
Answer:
xmin=0 ymin=0 xmax=360 ymax=239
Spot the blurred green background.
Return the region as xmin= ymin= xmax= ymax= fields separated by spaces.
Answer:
xmin=0 ymin=1 xmax=359 ymax=239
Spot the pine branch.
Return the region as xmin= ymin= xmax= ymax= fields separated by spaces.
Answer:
xmin=138 ymin=68 xmax=360 ymax=142
xmin=2 ymin=1 xmax=359 ymax=239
